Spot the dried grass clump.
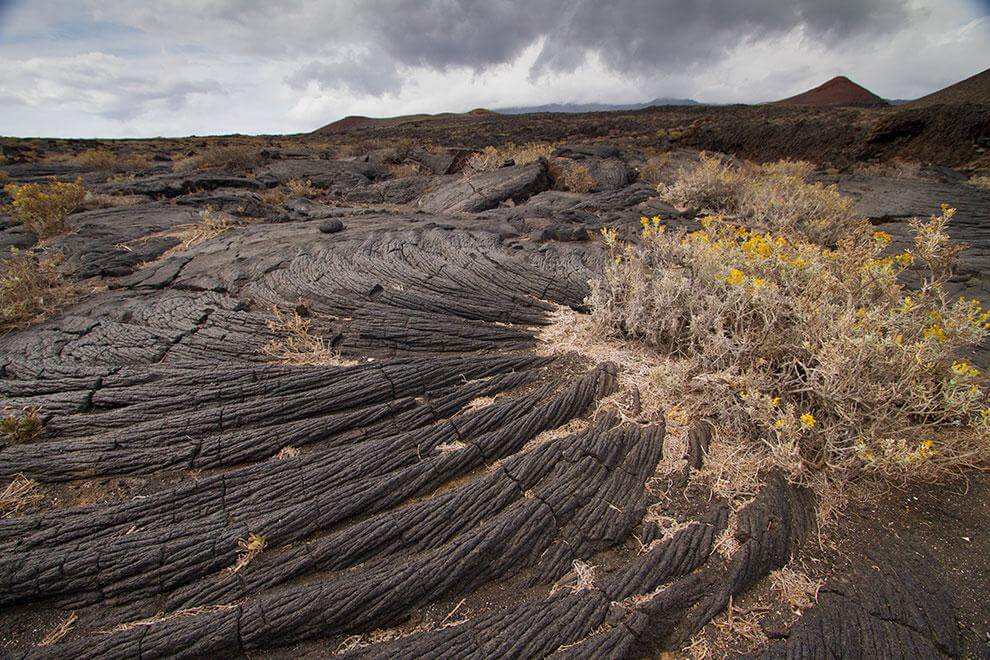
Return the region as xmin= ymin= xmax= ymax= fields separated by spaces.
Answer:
xmin=74 ymin=149 xmax=149 ymax=172
xmin=3 ymin=177 xmax=85 ymax=238
xmin=262 ymin=306 xmax=352 ymax=367
xmin=0 ymin=474 xmax=44 ymax=518
xmin=38 ymin=611 xmax=77 ymax=647
xmin=658 ymin=154 xmax=859 ymax=245
xmin=639 ymin=153 xmax=671 ymax=185
xmin=854 ymin=158 xmax=922 ymax=179
xmin=285 ymin=178 xmax=318 ymax=198
xmin=80 ymin=191 xmax=142 ymax=210
xmin=589 ymin=204 xmax=990 ymax=482
xmin=172 ymin=144 xmax=262 ymax=172
xmin=1 ymin=249 xmax=86 ymax=332
xmin=231 ymin=532 xmax=267 ymax=573
xmin=386 ymin=162 xmax=420 ymax=178
xmin=466 ymin=142 xmax=554 ymax=172
xmin=1 ymin=406 xmax=43 ymax=443
xmin=769 ymin=565 xmax=823 ymax=613
xmin=968 ymin=175 xmax=990 ymax=190
xmin=550 ymin=559 xmax=598 ymax=595
xmin=172 ymin=207 xmax=241 ymax=248
xmin=560 ymin=163 xmax=596 ymax=193
xmin=260 ymin=187 xmax=288 ymax=206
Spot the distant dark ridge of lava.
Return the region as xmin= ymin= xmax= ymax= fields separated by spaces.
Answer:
xmin=774 ymin=75 xmax=889 ymax=108
xmin=905 ymin=67 xmax=990 ymax=107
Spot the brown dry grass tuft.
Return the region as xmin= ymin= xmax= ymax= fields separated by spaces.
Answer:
xmin=1 ymin=249 xmax=90 ymax=333
xmin=74 ymin=149 xmax=149 ymax=173
xmin=285 ymin=178 xmax=318 ymax=198
xmin=969 ymin=175 xmax=990 ymax=190
xmin=560 ymin=163 xmax=596 ymax=192
xmin=639 ymin=153 xmax=672 ymax=185
xmin=387 ymin=162 xmax=420 ymax=178
xmin=80 ymin=191 xmax=143 ymax=210
xmin=261 ymin=306 xmax=354 ymax=367
xmin=854 ymin=158 xmax=922 ymax=179
xmin=172 ymin=144 xmax=262 ymax=172
xmin=110 ymin=605 xmax=237 ymax=633
xmin=466 ymin=142 xmax=555 ymax=172
xmin=171 ymin=207 xmax=243 ymax=249
xmin=0 ymin=474 xmax=44 ymax=518
xmin=273 ymin=446 xmax=301 ymax=460
xmin=769 ymin=565 xmax=823 ymax=613
xmin=38 ymin=611 xmax=77 ymax=647
xmin=231 ymin=532 xmax=267 ymax=573
xmin=549 ymin=559 xmax=598 ymax=595
xmin=1 ymin=405 xmax=43 ymax=443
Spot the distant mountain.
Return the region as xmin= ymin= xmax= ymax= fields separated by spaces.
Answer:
xmin=774 ymin=76 xmax=888 ymax=108
xmin=905 ymin=67 xmax=990 ymax=107
xmin=495 ymin=97 xmax=700 ymax=114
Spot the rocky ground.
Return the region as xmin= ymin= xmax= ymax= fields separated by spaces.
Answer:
xmin=1 ymin=130 xmax=989 ymax=658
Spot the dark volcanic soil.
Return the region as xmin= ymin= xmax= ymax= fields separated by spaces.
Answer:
xmin=1 ymin=116 xmax=989 ymax=658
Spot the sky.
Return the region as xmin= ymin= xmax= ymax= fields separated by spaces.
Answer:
xmin=1 ymin=0 xmax=988 ymax=138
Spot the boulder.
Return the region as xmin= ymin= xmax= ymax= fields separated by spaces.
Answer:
xmin=104 ymin=170 xmax=261 ymax=198
xmin=417 ymin=161 xmax=550 ymax=213
xmin=318 ymin=219 xmax=346 ymax=234
xmin=254 ymin=159 xmax=388 ymax=193
xmin=344 ymin=176 xmax=433 ymax=205
xmin=49 ymin=204 xmax=197 ymax=278
xmin=553 ymin=143 xmax=622 ymax=160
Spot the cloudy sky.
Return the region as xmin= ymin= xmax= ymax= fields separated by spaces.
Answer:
xmin=1 ymin=0 xmax=988 ymax=138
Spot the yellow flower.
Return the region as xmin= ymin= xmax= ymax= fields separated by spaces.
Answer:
xmin=751 ymin=277 xmax=767 ymax=288
xmin=900 ymin=296 xmax=914 ymax=313
xmin=790 ymin=258 xmax=806 ymax=269
xmin=773 ymin=419 xmax=784 ymax=429
xmin=726 ymin=268 xmax=745 ymax=286
xmin=873 ymin=231 xmax=892 ymax=245
xmin=640 ymin=216 xmax=650 ymax=228
xmin=771 ymin=397 xmax=780 ymax=407
xmin=895 ymin=252 xmax=913 ymax=268
xmin=923 ymin=324 xmax=946 ymax=341
xmin=951 ymin=361 xmax=980 ymax=377
xmin=799 ymin=413 xmax=815 ymax=429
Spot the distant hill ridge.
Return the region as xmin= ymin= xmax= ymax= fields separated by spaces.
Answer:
xmin=774 ymin=76 xmax=888 ymax=107
xmin=496 ymin=97 xmax=700 ymax=114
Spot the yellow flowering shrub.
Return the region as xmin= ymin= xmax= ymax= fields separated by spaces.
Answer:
xmin=657 ymin=154 xmax=860 ymax=245
xmin=3 ymin=178 xmax=85 ymax=238
xmin=590 ymin=204 xmax=989 ymax=479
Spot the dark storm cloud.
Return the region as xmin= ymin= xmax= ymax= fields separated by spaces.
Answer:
xmin=368 ymin=0 xmax=908 ymax=73
xmin=283 ymin=0 xmax=910 ymax=95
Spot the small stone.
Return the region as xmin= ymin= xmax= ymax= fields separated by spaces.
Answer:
xmin=318 ymin=219 xmax=345 ymax=234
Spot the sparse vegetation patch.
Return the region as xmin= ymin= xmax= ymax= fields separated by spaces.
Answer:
xmin=172 ymin=144 xmax=263 ymax=172
xmin=262 ymin=306 xmax=353 ymax=366
xmin=171 ymin=207 xmax=243 ymax=248
xmin=588 ymin=190 xmax=989 ymax=480
xmin=1 ymin=248 xmax=87 ymax=333
xmin=3 ymin=177 xmax=86 ymax=238
xmin=1 ymin=406 xmax=43 ymax=443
